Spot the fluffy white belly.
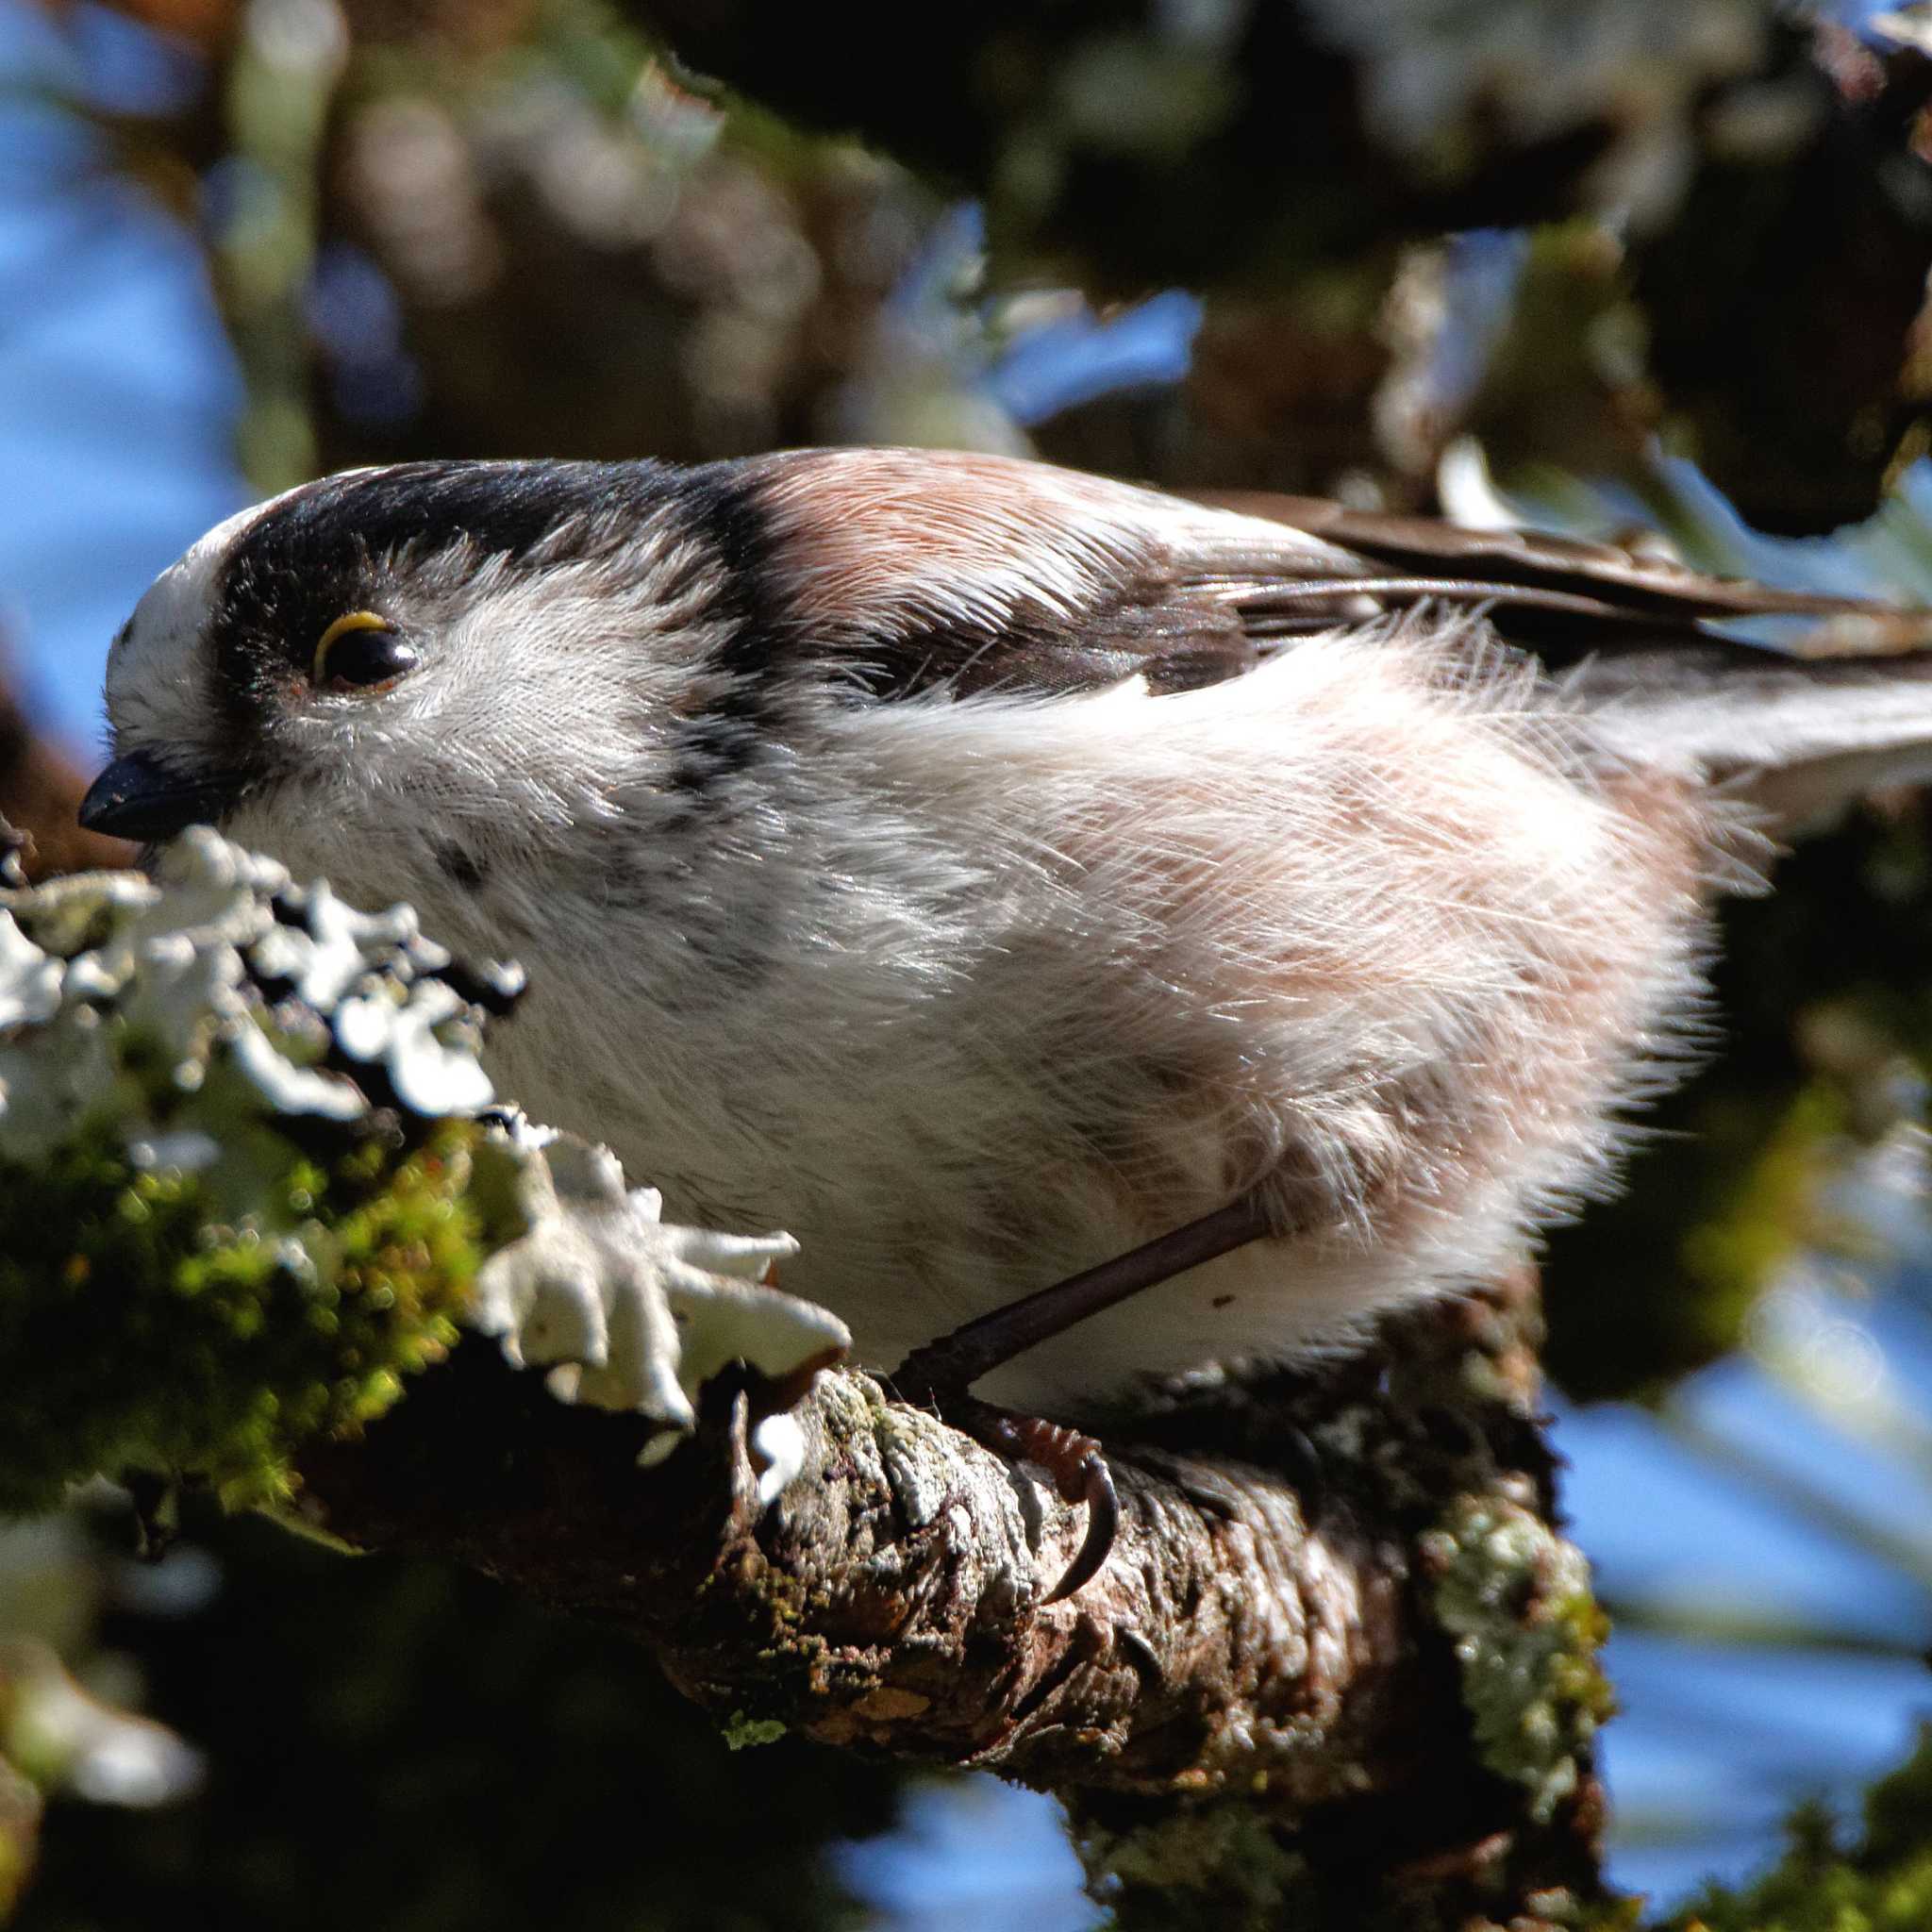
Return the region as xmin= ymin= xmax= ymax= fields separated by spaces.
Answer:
xmin=242 ymin=631 xmax=1723 ymax=1417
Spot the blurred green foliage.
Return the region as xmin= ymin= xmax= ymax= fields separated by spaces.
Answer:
xmin=1546 ymin=803 xmax=1932 ymax=1396
xmin=1659 ymin=1726 xmax=1932 ymax=1932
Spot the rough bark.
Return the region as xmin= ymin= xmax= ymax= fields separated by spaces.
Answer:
xmin=295 ymin=1269 xmax=1611 ymax=1930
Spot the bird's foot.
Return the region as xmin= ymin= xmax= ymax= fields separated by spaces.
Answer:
xmin=968 ymin=1399 xmax=1119 ymax=1605
xmin=889 ymin=1191 xmax=1275 ymax=1601
xmin=906 ymin=1391 xmax=1119 ymax=1605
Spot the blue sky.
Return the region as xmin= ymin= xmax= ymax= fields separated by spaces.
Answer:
xmin=0 ymin=0 xmax=243 ymax=759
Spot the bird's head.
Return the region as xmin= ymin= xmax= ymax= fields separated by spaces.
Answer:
xmin=82 ymin=458 xmax=765 ymax=920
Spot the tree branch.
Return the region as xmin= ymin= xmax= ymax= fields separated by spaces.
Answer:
xmin=293 ymin=1270 xmax=1612 ymax=1928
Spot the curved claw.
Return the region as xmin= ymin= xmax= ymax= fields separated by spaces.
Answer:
xmin=1042 ymin=1449 xmax=1119 ymax=1604
xmin=942 ymin=1402 xmax=1124 ymax=1603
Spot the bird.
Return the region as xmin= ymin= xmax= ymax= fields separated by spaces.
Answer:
xmin=79 ymin=447 xmax=1932 ymax=1592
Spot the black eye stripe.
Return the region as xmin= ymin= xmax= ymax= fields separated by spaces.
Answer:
xmin=200 ymin=458 xmax=771 ymax=756
xmin=213 ymin=461 xmax=684 ymax=705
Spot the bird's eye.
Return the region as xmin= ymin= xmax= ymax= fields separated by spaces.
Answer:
xmin=312 ymin=611 xmax=419 ymax=692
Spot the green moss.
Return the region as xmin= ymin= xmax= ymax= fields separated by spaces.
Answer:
xmin=0 ymin=1117 xmax=486 ymax=1515
xmin=721 ymin=1712 xmax=789 ymax=1752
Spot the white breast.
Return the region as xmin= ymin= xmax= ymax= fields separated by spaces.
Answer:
xmin=466 ymin=622 xmax=1724 ymax=1412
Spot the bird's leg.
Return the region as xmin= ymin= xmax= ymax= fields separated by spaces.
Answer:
xmin=893 ymin=1194 xmax=1274 ymax=1394
xmin=891 ymin=1191 xmax=1274 ymax=1602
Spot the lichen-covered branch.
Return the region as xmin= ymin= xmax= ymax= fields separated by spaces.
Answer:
xmin=0 ymin=831 xmax=845 ymax=1517
xmin=0 ymin=833 xmax=1613 ymax=1928
xmin=290 ymin=1274 xmax=1615 ymax=1931
xmin=298 ymin=1360 xmax=1414 ymax=1792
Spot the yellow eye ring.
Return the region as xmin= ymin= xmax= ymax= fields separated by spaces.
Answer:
xmin=312 ymin=610 xmax=416 ymax=691
xmin=312 ymin=610 xmax=391 ymax=686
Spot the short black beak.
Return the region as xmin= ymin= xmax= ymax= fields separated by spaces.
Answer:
xmin=78 ymin=753 xmax=236 ymax=841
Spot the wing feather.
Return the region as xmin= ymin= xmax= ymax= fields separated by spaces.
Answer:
xmin=745 ymin=448 xmax=1932 ymax=704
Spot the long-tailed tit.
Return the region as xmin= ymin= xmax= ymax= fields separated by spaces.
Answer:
xmin=80 ymin=449 xmax=1932 ymax=1588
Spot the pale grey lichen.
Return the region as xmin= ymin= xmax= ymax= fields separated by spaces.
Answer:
xmin=746 ymin=1413 xmax=810 ymax=1507
xmin=0 ymin=1639 xmax=204 ymax=1808
xmin=470 ymin=1125 xmax=847 ymax=1480
xmin=0 ymin=829 xmax=847 ymax=1506
xmin=1420 ymin=1496 xmax=1613 ymax=1824
xmin=0 ymin=830 xmax=486 ymax=1173
xmin=333 ymin=979 xmax=495 ymax=1115
xmin=0 ymin=914 xmax=59 ymax=1032
xmin=247 ymin=879 xmax=418 ymax=1009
